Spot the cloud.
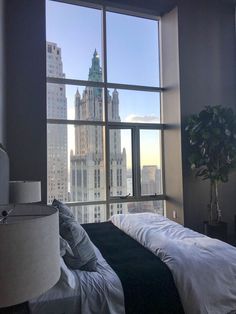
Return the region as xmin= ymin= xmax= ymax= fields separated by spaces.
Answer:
xmin=124 ymin=114 xmax=159 ymax=123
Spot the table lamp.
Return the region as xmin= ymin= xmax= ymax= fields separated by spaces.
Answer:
xmin=9 ymin=180 xmax=41 ymax=204
xmin=1 ymin=181 xmax=42 ymax=224
xmin=0 ymin=204 xmax=60 ymax=309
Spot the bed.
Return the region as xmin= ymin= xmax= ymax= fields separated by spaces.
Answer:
xmin=29 ymin=216 xmax=183 ymax=314
xmin=111 ymin=213 xmax=236 ymax=314
xmin=29 ymin=206 xmax=236 ymax=314
xmin=29 ymin=244 xmax=124 ymax=314
xmin=83 ymin=220 xmax=184 ymax=314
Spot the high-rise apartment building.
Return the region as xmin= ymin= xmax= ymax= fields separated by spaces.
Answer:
xmin=70 ymin=50 xmax=127 ymax=223
xmin=46 ymin=42 xmax=68 ymax=203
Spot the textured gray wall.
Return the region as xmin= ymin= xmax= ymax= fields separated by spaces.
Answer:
xmin=5 ymin=0 xmax=47 ymax=203
xmin=161 ymin=8 xmax=184 ymax=225
xmin=178 ymin=0 xmax=236 ymax=234
xmin=0 ymin=0 xmax=6 ymax=147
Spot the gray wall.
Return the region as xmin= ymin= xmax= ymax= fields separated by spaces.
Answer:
xmin=161 ymin=0 xmax=236 ymax=234
xmin=161 ymin=7 xmax=184 ymax=225
xmin=177 ymin=0 xmax=236 ymax=234
xmin=0 ymin=0 xmax=6 ymax=147
xmin=5 ymin=0 xmax=47 ymax=203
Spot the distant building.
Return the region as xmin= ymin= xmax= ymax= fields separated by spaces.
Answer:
xmin=70 ymin=50 xmax=127 ymax=223
xmin=141 ymin=165 xmax=161 ymax=195
xmin=46 ymin=42 xmax=68 ymax=204
xmin=127 ymin=166 xmax=163 ymax=215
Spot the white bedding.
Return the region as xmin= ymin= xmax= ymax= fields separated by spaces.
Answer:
xmin=29 ymin=245 xmax=125 ymax=314
xmin=111 ymin=213 xmax=236 ymax=314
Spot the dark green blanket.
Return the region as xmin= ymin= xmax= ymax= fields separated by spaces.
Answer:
xmin=83 ymin=221 xmax=184 ymax=314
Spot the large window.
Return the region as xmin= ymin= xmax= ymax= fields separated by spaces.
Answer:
xmin=46 ymin=0 xmax=165 ymax=223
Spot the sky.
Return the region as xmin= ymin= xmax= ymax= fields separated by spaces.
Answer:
xmin=46 ymin=0 xmax=161 ymax=168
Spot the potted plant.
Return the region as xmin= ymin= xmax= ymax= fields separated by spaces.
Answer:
xmin=185 ymin=105 xmax=236 ymax=241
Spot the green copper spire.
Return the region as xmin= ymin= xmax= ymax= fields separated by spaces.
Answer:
xmin=88 ymin=49 xmax=102 ymax=82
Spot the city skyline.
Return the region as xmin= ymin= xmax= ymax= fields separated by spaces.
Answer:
xmin=46 ymin=44 xmax=162 ymax=169
xmin=59 ymin=85 xmax=161 ymax=169
xmin=47 ymin=87 xmax=161 ymax=169
xmin=47 ymin=45 xmax=161 ymax=170
xmin=46 ymin=42 xmax=162 ymax=220
xmin=46 ymin=0 xmax=161 ymax=171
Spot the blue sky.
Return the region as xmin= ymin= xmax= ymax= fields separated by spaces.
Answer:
xmin=46 ymin=0 xmax=161 ymax=168
xmin=46 ymin=0 xmax=160 ymax=86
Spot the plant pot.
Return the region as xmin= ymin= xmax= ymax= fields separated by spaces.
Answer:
xmin=203 ymin=221 xmax=228 ymax=242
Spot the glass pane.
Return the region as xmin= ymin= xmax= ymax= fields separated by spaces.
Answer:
xmin=70 ymin=205 xmax=106 ymax=224
xmin=140 ymin=130 xmax=162 ymax=195
xmin=46 ymin=1 xmax=102 ymax=81
xmin=127 ymin=201 xmax=164 ymax=215
xmin=107 ymin=12 xmax=159 ymax=86
xmin=107 ymin=89 xmax=160 ymax=123
xmin=47 ymin=124 xmax=105 ymax=203
xmin=47 ymin=83 xmax=104 ymax=121
xmin=47 ymin=124 xmax=68 ymax=204
xmin=109 ymin=203 xmax=128 ymax=217
xmin=109 ymin=201 xmax=164 ymax=218
xmin=109 ymin=129 xmax=132 ymax=196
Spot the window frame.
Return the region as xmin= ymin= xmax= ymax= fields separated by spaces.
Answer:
xmin=46 ymin=0 xmax=166 ymax=219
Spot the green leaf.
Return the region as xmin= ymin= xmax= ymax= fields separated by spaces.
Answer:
xmin=185 ymin=104 xmax=236 ymax=183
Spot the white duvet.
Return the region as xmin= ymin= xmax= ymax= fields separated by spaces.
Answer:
xmin=111 ymin=213 xmax=236 ymax=314
xmin=29 ymin=245 xmax=125 ymax=314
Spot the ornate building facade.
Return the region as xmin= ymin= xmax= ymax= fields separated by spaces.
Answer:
xmin=70 ymin=50 xmax=127 ymax=223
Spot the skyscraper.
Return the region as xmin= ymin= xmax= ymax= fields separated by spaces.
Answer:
xmin=46 ymin=42 xmax=68 ymax=203
xmin=70 ymin=50 xmax=127 ymax=223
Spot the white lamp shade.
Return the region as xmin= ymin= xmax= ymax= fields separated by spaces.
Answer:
xmin=9 ymin=181 xmax=41 ymax=203
xmin=0 ymin=204 xmax=60 ymax=308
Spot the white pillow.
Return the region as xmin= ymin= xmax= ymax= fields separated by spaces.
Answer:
xmin=60 ymin=257 xmax=76 ymax=289
xmin=60 ymin=235 xmax=73 ymax=257
xmin=54 ymin=200 xmax=97 ymax=271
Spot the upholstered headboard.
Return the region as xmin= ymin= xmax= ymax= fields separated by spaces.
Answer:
xmin=0 ymin=144 xmax=9 ymax=204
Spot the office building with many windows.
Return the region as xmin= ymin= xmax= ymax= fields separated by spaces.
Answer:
xmin=46 ymin=42 xmax=68 ymax=204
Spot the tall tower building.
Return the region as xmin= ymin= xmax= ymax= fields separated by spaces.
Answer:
xmin=46 ymin=42 xmax=68 ymax=203
xmin=70 ymin=50 xmax=127 ymax=223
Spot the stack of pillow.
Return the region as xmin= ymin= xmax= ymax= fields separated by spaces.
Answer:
xmin=52 ymin=199 xmax=98 ymax=287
